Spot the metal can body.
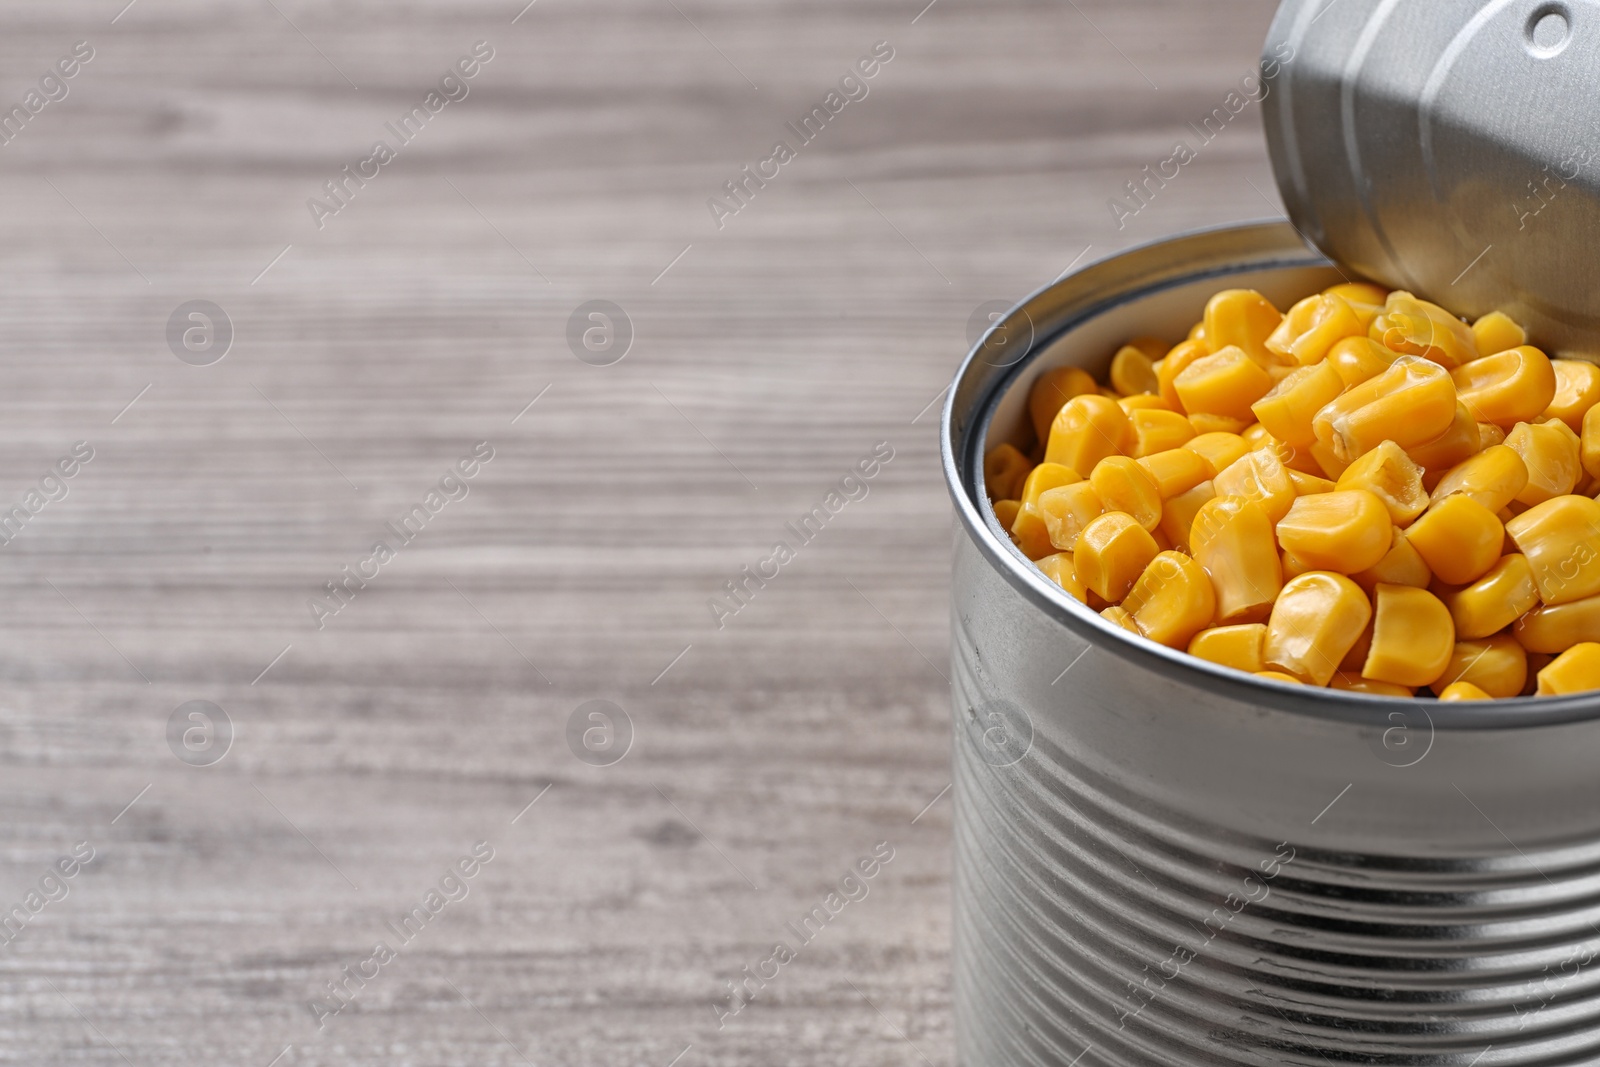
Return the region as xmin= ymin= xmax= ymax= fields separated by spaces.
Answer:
xmin=943 ymin=223 xmax=1600 ymax=1065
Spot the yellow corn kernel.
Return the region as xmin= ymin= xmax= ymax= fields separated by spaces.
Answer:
xmin=1186 ymin=413 xmax=1247 ymax=436
xmin=1443 ymin=634 xmax=1527 ymax=697
xmin=1542 ymin=359 xmax=1600 ymax=431
xmin=1212 ymin=448 xmax=1298 ymax=524
xmin=1445 ymin=554 xmax=1539 ymax=640
xmin=1128 ymin=336 xmax=1169 ymax=360
xmin=1450 ymin=346 xmax=1557 ymax=426
xmin=1110 ymin=345 xmax=1160 ymax=396
xmin=1405 ymin=494 xmax=1504 ymax=585
xmin=1090 ymin=457 xmax=1163 ymax=532
xmin=1583 ymin=405 xmax=1600 ymax=480
xmin=1479 ymin=422 xmax=1508 ymax=448
xmin=1274 ymin=490 xmax=1391 ymax=574
xmin=1327 ymin=335 xmax=1399 ymax=387
xmin=1160 ymin=480 xmax=1216 ymax=554
xmin=1075 ymin=512 xmax=1160 ymax=603
xmin=1150 ymin=526 xmax=1174 ymax=552
xmin=1505 ymin=419 xmax=1582 ymax=505
xmin=1010 ymin=503 xmax=1056 ymax=560
xmin=1352 ymin=526 xmax=1432 ymax=593
xmin=1430 ymin=445 xmax=1529 ymax=514
xmin=1405 ymin=402 xmax=1482 ymax=474
xmin=1312 ymin=356 xmax=1457 ymax=461
xmin=1266 ymin=293 xmax=1365 ymax=365
xmin=984 ymin=443 xmax=1031 ymax=501
xmin=1437 ymin=680 xmax=1493 ymax=701
xmin=1289 ymin=470 xmax=1337 ymax=495
xmin=1263 ymin=572 xmax=1372 ymax=686
xmin=1331 ymin=673 xmax=1414 ymax=697
xmin=1363 ymin=584 xmax=1454 ymax=688
xmin=1371 ymin=291 xmax=1479 ymax=369
xmin=1250 ymin=361 xmax=1345 ymax=447
xmin=1122 ymin=551 xmax=1217 ymax=648
xmin=1188 ymin=623 xmax=1267 ymax=673
xmin=1036 ymin=552 xmax=1086 ymax=601
xmin=1019 ymin=462 xmax=1082 ymax=509
xmin=1255 ymin=670 xmax=1304 ymax=685
xmin=1119 ymin=395 xmax=1172 ymax=414
xmin=1136 ymin=448 xmax=1212 ymax=499
xmin=1188 ymin=320 xmax=1206 ymax=342
xmin=1471 ymin=310 xmax=1526 ymax=356
xmin=992 ymin=499 xmax=1020 ymax=531
xmin=1028 ymin=366 xmax=1099 ymax=448
xmin=1128 ymin=408 xmax=1196 ymax=458
xmin=1203 ymin=289 xmax=1284 ymax=367
xmin=1536 ymin=642 xmax=1600 ymax=695
xmin=1158 ymin=339 xmax=1212 ymax=412
xmin=1324 ymin=282 xmax=1388 ymax=327
xmin=1182 ymin=432 xmax=1250 ymax=475
xmin=1269 ymin=438 xmax=1326 ymax=476
xmin=1045 ymin=394 xmax=1131 ymax=475
xmin=1515 ymin=590 xmax=1600 ymax=652
xmin=1281 ymin=548 xmax=1315 ymax=580
xmin=1174 ymin=345 xmax=1277 ymax=422
xmin=1100 ymin=604 xmax=1142 ymax=633
xmin=1335 ymin=441 xmax=1429 ymax=526
xmin=1098 ymin=386 xmax=1121 ymax=400
xmin=1038 ymin=482 xmax=1105 ymax=552
xmin=1191 ymin=496 xmax=1284 ymax=623
xmin=1241 ymin=423 xmax=1273 ymax=451
xmin=1307 ymin=440 xmax=1351 ymax=480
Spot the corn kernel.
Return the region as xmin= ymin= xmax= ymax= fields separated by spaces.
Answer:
xmin=1331 ymin=673 xmax=1414 ymax=697
xmin=1437 ymin=681 xmax=1492 ymax=701
xmin=1405 ymin=494 xmax=1504 ymax=585
xmin=1038 ymin=481 xmax=1105 ymax=552
xmin=1542 ymin=359 xmax=1600 ymax=431
xmin=1174 ymin=345 xmax=1277 ymax=422
xmin=1281 ymin=548 xmax=1315 ymax=580
xmin=1444 ymin=554 xmax=1539 ymax=640
xmin=1127 ymin=336 xmax=1168 ymax=360
xmin=1046 ymin=394 xmax=1131 ymax=475
xmin=1183 ymin=431 xmax=1251 ymax=475
xmin=992 ymin=499 xmax=1020 ymax=531
xmin=1191 ymin=496 xmax=1284 ymax=624
xmin=1289 ymin=470 xmax=1338 ymax=495
xmin=1505 ymin=419 xmax=1581 ymax=505
xmin=1119 ymin=395 xmax=1172 ymax=413
xmin=1100 ymin=605 xmax=1142 ymax=633
xmin=1263 ymin=572 xmax=1372 ymax=686
xmin=1364 ymin=584 xmax=1454 ymax=688
xmin=1036 ymin=552 xmax=1086 ymax=601
xmin=1536 ymin=642 xmax=1600 ymax=695
xmin=1019 ymin=462 xmax=1082 ymax=509
xmin=1313 ymin=355 xmax=1457 ymax=461
xmin=1187 ymin=413 xmax=1249 ymax=436
xmin=1266 ymin=293 xmax=1365 ymax=365
xmin=1250 ymin=361 xmax=1345 ymax=447
xmin=1450 ymin=346 xmax=1557 ymax=427
xmin=1159 ymin=339 xmax=1212 ymax=411
xmin=1471 ymin=310 xmax=1527 ymax=356
xmin=1090 ymin=457 xmax=1163 ymax=532
xmin=1274 ymin=490 xmax=1392 ymax=574
xmin=1128 ymin=408 xmax=1196 ymax=458
xmin=1515 ymin=591 xmax=1600 ymax=652
xmin=1203 ymin=289 xmax=1284 ymax=367
xmin=1505 ymin=494 xmax=1600 ymax=605
xmin=1406 ymin=403 xmax=1482 ymax=473
xmin=1335 ymin=441 xmax=1428 ymax=526
xmin=1188 ymin=623 xmax=1267 ymax=673
xmin=1255 ymin=671 xmax=1304 ymax=685
xmin=1028 ymin=366 xmax=1099 ymax=447
xmin=1443 ymin=634 xmax=1527 ymax=698
xmin=1213 ymin=448 xmax=1297 ymax=523
xmin=1327 ymin=335 xmax=1399 ymax=387
xmin=1241 ymin=423 xmax=1274 ymax=451
xmin=1371 ymin=291 xmax=1479 ymax=369
xmin=1136 ymin=448 xmax=1212 ymax=499
xmin=1324 ymin=282 xmax=1388 ymax=327
xmin=1351 ymin=526 xmax=1432 ymax=593
xmin=984 ymin=443 xmax=1031 ymax=500
xmin=1159 ymin=480 xmax=1216 ymax=554
xmin=1479 ymin=422 xmax=1508 ymax=447
xmin=1123 ymin=550 xmax=1217 ymax=648
xmin=1269 ymin=438 xmax=1326 ymax=476
xmin=1110 ymin=344 xmax=1160 ymax=396
xmin=1307 ymin=440 xmax=1350 ymax=480
xmin=1430 ymin=445 xmax=1529 ymax=514
xmin=1075 ymin=512 xmax=1160 ymax=603
xmin=1010 ymin=503 xmax=1056 ymax=560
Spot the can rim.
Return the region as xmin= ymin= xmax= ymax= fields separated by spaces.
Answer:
xmin=941 ymin=219 xmax=1600 ymax=730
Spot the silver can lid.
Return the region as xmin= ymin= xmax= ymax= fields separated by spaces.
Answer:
xmin=1263 ymin=0 xmax=1600 ymax=353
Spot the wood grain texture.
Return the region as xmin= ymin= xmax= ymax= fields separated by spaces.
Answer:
xmin=0 ymin=0 xmax=1283 ymax=1063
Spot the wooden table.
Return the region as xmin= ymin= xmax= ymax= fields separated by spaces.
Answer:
xmin=0 ymin=1 xmax=1282 ymax=1062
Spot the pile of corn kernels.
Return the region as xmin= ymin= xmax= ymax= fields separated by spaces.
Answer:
xmin=985 ymin=283 xmax=1600 ymax=699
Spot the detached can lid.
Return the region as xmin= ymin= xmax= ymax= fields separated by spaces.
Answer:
xmin=1262 ymin=0 xmax=1600 ymax=353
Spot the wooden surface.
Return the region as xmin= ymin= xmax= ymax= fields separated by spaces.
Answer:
xmin=0 ymin=1 xmax=1283 ymax=1063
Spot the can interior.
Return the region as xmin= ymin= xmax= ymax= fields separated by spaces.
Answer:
xmin=953 ymin=224 xmax=1600 ymax=725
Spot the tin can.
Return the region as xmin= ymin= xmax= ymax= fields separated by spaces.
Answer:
xmin=1262 ymin=0 xmax=1600 ymax=354
xmin=942 ymin=222 xmax=1600 ymax=1065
